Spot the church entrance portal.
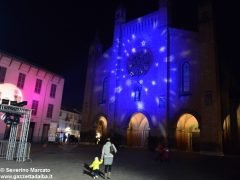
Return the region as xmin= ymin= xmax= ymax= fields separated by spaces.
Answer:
xmin=223 ymin=105 xmax=240 ymax=152
xmin=176 ymin=113 xmax=200 ymax=151
xmin=96 ymin=116 xmax=107 ymax=142
xmin=127 ymin=113 xmax=149 ymax=147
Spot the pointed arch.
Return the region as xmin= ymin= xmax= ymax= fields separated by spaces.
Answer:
xmin=96 ymin=116 xmax=108 ymax=141
xmin=176 ymin=113 xmax=200 ymax=151
xmin=127 ymin=112 xmax=150 ymax=147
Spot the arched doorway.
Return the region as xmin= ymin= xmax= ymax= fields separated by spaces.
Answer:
xmin=176 ymin=113 xmax=200 ymax=151
xmin=96 ymin=116 xmax=107 ymax=142
xmin=127 ymin=112 xmax=150 ymax=147
xmin=223 ymin=106 xmax=240 ymax=152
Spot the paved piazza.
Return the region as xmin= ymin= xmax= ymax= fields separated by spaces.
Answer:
xmin=0 ymin=143 xmax=239 ymax=180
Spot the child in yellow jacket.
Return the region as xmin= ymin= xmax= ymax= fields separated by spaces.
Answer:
xmin=89 ymin=157 xmax=103 ymax=179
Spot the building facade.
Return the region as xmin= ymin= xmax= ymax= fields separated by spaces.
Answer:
xmin=82 ymin=1 xmax=224 ymax=154
xmin=0 ymin=52 xmax=64 ymax=142
xmin=56 ymin=109 xmax=81 ymax=142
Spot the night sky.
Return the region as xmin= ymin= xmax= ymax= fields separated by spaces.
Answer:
xmin=0 ymin=0 xmax=237 ymax=110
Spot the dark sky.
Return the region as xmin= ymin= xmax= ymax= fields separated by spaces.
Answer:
xmin=0 ymin=0 xmax=236 ymax=110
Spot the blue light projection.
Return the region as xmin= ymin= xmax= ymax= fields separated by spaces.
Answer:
xmin=108 ymin=11 xmax=170 ymax=128
xmin=92 ymin=8 xmax=195 ymax=134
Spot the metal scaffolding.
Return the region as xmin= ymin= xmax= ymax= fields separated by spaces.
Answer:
xmin=6 ymin=124 xmax=18 ymax=160
xmin=0 ymin=103 xmax=32 ymax=162
xmin=16 ymin=109 xmax=32 ymax=162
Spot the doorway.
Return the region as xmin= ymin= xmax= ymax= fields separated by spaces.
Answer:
xmin=176 ymin=113 xmax=200 ymax=151
xmin=96 ymin=116 xmax=107 ymax=142
xmin=127 ymin=112 xmax=150 ymax=147
xmin=41 ymin=124 xmax=50 ymax=142
xmin=28 ymin=122 xmax=35 ymax=142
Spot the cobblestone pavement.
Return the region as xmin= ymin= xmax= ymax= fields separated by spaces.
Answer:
xmin=0 ymin=143 xmax=239 ymax=180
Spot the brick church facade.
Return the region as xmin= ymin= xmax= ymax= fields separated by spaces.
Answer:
xmin=82 ymin=1 xmax=229 ymax=154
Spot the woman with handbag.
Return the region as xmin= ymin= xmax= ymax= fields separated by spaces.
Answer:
xmin=101 ymin=138 xmax=117 ymax=179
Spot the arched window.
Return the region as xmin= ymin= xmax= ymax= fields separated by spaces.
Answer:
xmin=182 ymin=62 xmax=190 ymax=93
xmin=101 ymin=77 xmax=108 ymax=104
xmin=134 ymin=83 xmax=142 ymax=101
xmin=135 ymin=88 xmax=141 ymax=101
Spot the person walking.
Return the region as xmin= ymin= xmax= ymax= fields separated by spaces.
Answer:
xmin=101 ymin=138 xmax=117 ymax=179
xmin=155 ymin=141 xmax=170 ymax=161
xmin=155 ymin=142 xmax=164 ymax=161
xmin=89 ymin=157 xmax=103 ymax=179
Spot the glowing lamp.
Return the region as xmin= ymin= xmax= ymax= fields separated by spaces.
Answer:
xmin=0 ymin=83 xmax=23 ymax=102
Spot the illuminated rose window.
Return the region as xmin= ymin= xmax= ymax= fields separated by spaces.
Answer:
xmin=126 ymin=49 xmax=153 ymax=77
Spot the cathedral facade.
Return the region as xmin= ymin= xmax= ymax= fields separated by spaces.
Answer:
xmin=82 ymin=1 xmax=223 ymax=154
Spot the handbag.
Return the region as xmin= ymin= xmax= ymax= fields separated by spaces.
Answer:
xmin=110 ymin=144 xmax=116 ymax=154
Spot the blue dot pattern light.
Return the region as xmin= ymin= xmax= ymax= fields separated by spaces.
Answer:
xmin=92 ymin=7 xmax=195 ymax=135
